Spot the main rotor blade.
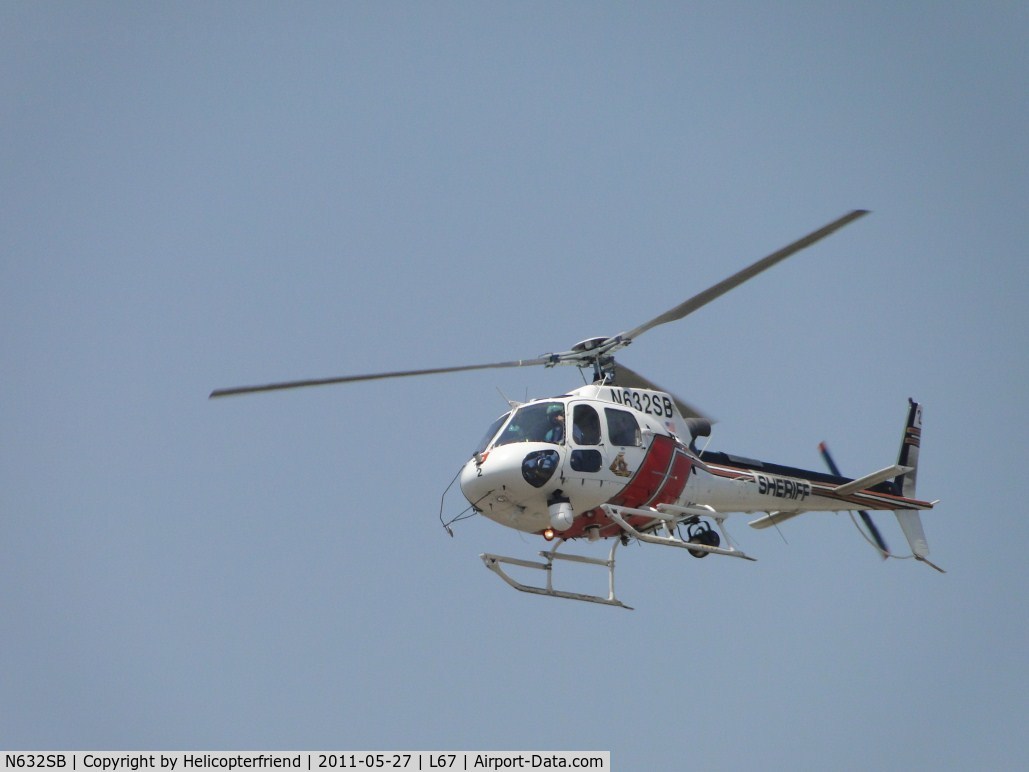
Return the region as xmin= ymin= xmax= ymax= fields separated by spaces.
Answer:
xmin=619 ymin=210 xmax=868 ymax=343
xmin=209 ymin=356 xmax=555 ymax=398
xmin=613 ymin=363 xmax=711 ymax=422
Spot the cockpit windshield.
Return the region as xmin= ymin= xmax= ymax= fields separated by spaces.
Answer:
xmin=493 ymin=401 xmax=566 ymax=447
xmin=473 ymin=412 xmax=511 ymax=457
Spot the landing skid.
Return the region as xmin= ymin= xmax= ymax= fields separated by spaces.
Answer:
xmin=481 ymin=539 xmax=632 ymax=609
xmin=480 ymin=504 xmax=755 ymax=609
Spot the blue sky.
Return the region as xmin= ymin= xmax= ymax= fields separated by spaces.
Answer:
xmin=2 ymin=2 xmax=1027 ymax=768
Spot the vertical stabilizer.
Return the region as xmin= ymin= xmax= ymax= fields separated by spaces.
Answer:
xmin=895 ymin=510 xmax=929 ymax=557
xmin=892 ymin=399 xmax=944 ymax=572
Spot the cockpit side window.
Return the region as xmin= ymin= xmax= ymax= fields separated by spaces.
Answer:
xmin=493 ymin=402 xmax=565 ymax=447
xmin=605 ymin=407 xmax=642 ymax=447
xmin=572 ymin=404 xmax=601 ymax=445
xmin=473 ymin=412 xmax=511 ymax=456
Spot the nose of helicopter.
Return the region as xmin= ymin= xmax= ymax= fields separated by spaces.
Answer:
xmin=458 ymin=443 xmax=562 ymax=533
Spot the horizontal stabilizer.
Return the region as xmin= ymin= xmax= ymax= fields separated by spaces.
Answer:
xmin=833 ymin=464 xmax=911 ymax=497
xmin=748 ymin=511 xmax=804 ymax=530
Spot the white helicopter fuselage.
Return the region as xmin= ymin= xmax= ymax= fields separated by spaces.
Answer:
xmin=459 ymin=384 xmax=932 ymax=541
xmin=459 ymin=384 xmax=684 ymax=534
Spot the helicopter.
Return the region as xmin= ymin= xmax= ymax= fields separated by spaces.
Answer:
xmin=211 ymin=209 xmax=941 ymax=609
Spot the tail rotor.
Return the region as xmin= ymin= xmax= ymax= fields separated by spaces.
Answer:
xmin=819 ymin=442 xmax=891 ymax=559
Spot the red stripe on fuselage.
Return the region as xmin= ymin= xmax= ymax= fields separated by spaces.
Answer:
xmin=613 ymin=435 xmax=693 ymax=509
xmin=558 ymin=435 xmax=694 ymax=540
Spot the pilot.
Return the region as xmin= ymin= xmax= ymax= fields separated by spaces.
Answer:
xmin=544 ymin=404 xmax=565 ymax=443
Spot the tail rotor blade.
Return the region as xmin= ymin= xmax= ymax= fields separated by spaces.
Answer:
xmin=819 ymin=442 xmax=890 ymax=558
xmin=857 ymin=513 xmax=890 ymax=559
